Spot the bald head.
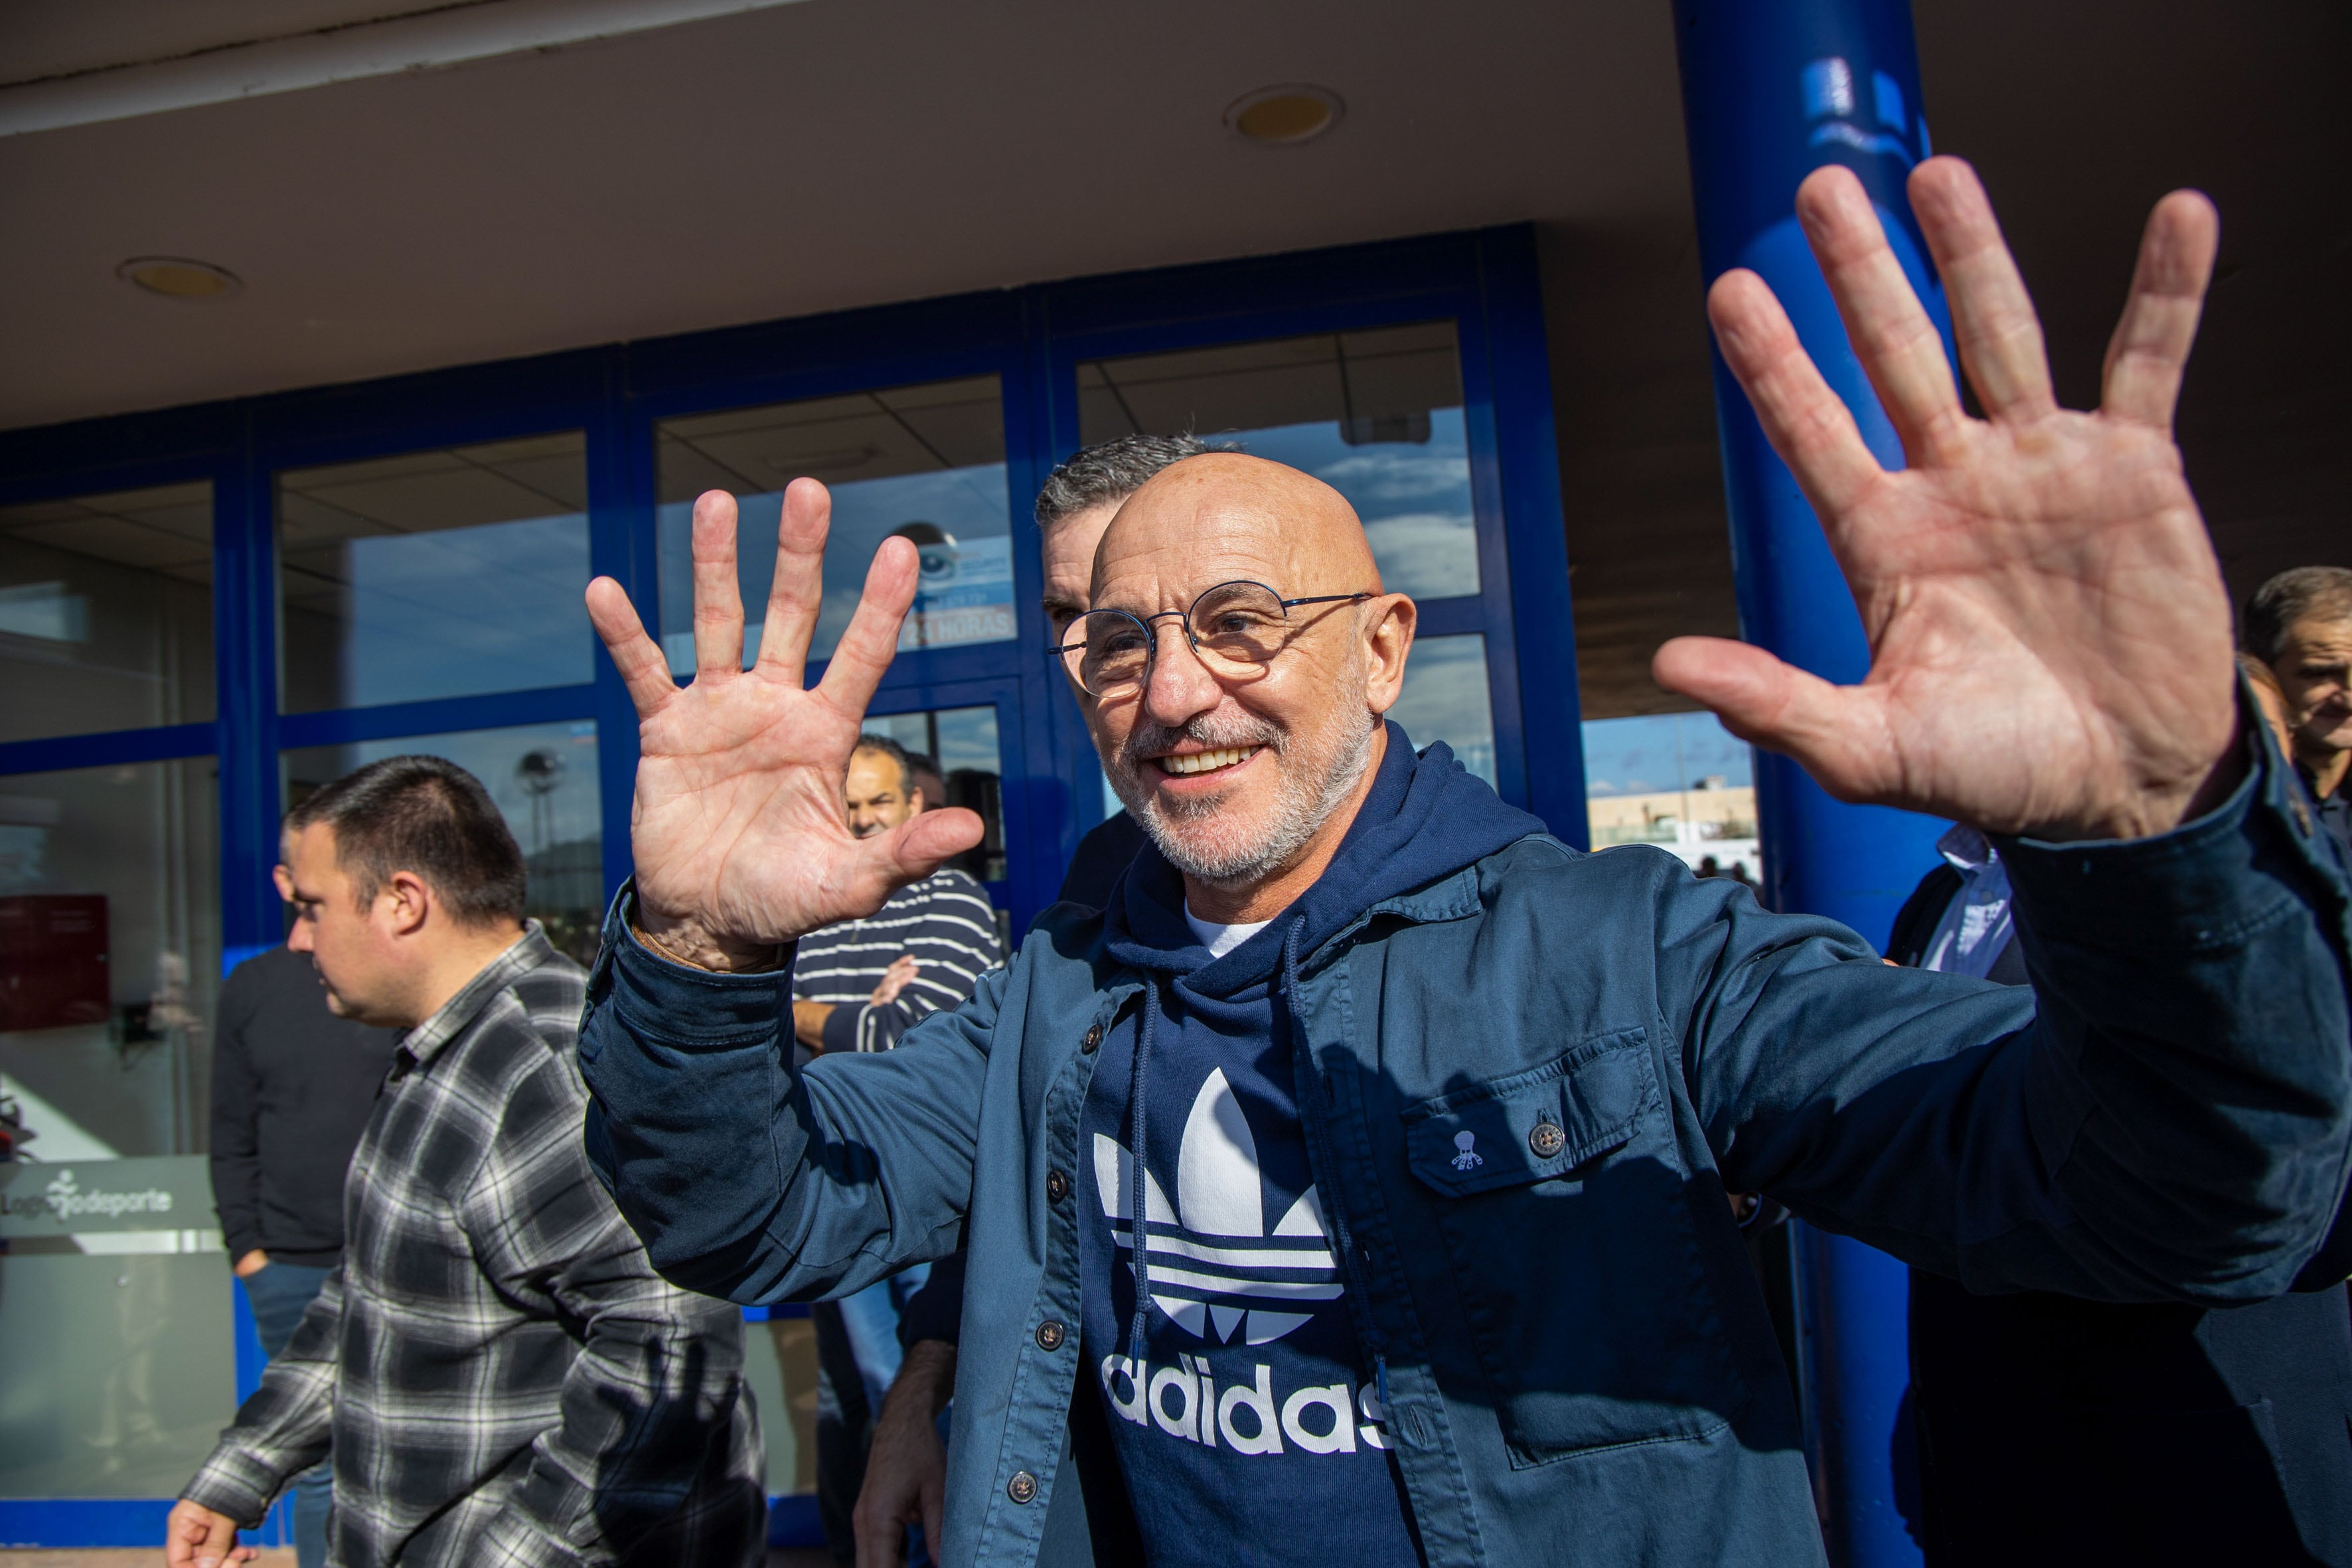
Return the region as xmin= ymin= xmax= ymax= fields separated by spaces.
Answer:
xmin=1090 ymin=453 xmax=1383 ymax=607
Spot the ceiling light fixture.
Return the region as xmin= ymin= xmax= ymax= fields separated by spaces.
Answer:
xmin=118 ymin=256 xmax=241 ymax=299
xmin=1226 ymin=85 xmax=1344 ymax=145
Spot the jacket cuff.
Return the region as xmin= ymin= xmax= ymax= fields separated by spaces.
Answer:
xmin=589 ymin=882 xmax=795 ymax=1052
xmin=181 ymin=1443 xmax=280 ymax=1530
xmin=821 ymin=1000 xmax=865 ymax=1056
xmin=1998 ymin=695 xmax=2343 ymax=954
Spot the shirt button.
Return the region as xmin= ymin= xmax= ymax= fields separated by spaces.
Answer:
xmin=1046 ymin=1169 xmax=1071 ymax=1203
xmin=1529 ymin=1120 xmax=1566 ymax=1160
xmin=1007 ymin=1470 xmax=1038 ymax=1505
xmin=1036 ymin=1319 xmax=1066 ymax=1351
xmin=1082 ymin=1025 xmax=1102 ymax=1054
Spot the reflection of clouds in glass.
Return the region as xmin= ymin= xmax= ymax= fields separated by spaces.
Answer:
xmin=344 ymin=514 xmax=590 ymax=707
xmin=1579 ymin=712 xmax=1753 ymax=798
xmin=659 ymin=463 xmax=1014 ymax=673
xmin=1389 ymin=634 xmax=1494 ymax=786
xmin=1362 ymin=512 xmax=1478 ymax=600
xmin=1316 ymin=447 xmax=1471 ymax=505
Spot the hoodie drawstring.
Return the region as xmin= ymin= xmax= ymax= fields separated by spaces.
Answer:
xmin=1277 ymin=916 xmax=1392 ymax=1414
xmin=1125 ymin=972 xmax=1160 ymax=1369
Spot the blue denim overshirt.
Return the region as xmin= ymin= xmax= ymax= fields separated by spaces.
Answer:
xmin=579 ymin=728 xmax=2352 ymax=1568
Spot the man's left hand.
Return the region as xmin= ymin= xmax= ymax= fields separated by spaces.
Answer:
xmin=165 ymin=1499 xmax=257 ymax=1568
xmin=1655 ymin=158 xmax=2238 ymax=843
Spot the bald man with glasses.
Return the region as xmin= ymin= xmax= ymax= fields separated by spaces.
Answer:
xmin=574 ymin=161 xmax=2352 ymax=1568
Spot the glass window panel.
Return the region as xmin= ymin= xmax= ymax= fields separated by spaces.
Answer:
xmin=1078 ymin=324 xmax=1479 ymax=601
xmin=0 ymin=481 xmax=214 ymax=742
xmin=657 ymin=376 xmax=1013 ymax=674
xmin=0 ymin=757 xmax=220 ymax=1162
xmin=1388 ymin=633 xmax=1495 ymax=787
xmin=1581 ymin=711 xmax=1758 ymax=881
xmin=0 ymin=1247 xmax=239 ymax=1498
xmin=276 ymin=434 xmax=592 ymax=712
xmin=281 ymin=720 xmax=603 ymax=963
xmin=860 ymin=704 xmax=1007 ymax=887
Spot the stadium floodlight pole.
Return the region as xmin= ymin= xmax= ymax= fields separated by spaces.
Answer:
xmin=1671 ymin=2 xmax=1950 ymax=1563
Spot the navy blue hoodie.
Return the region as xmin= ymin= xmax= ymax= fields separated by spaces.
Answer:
xmin=1081 ymin=725 xmax=1543 ymax=1566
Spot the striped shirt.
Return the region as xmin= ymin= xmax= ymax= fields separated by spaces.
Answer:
xmin=183 ymin=925 xmax=767 ymax=1567
xmin=793 ymin=867 xmax=1003 ymax=1054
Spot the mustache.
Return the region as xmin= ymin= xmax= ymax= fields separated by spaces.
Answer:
xmin=1120 ymin=711 xmax=1286 ymax=771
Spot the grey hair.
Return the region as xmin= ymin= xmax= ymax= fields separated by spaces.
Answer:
xmin=2242 ymin=566 xmax=2352 ymax=662
xmin=1033 ymin=433 xmax=1231 ymax=530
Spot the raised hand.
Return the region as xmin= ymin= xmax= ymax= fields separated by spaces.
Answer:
xmin=585 ymin=481 xmax=984 ymax=970
xmin=1654 ymin=158 xmax=2238 ymax=842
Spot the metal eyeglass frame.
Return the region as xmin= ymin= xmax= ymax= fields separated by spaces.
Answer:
xmin=1043 ymin=579 xmax=1373 ymax=695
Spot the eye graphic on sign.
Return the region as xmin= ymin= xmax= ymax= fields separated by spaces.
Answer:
xmin=889 ymin=521 xmax=959 ymax=587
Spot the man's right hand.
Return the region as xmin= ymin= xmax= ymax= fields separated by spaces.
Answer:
xmin=232 ymin=1249 xmax=269 ymax=1279
xmin=165 ymin=1499 xmax=257 ymax=1567
xmin=584 ymin=481 xmax=983 ymax=971
xmin=853 ymin=1339 xmax=956 ymax=1568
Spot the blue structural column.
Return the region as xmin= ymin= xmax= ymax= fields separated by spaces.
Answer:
xmin=1670 ymin=3 xmax=1952 ymax=1565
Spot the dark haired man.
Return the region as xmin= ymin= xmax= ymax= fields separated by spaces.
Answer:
xmin=165 ymin=755 xmax=764 ymax=1568
xmin=791 ymin=733 xmax=1002 ymax=1565
xmin=206 ymin=824 xmax=402 ymax=1568
xmin=2245 ymin=565 xmax=2352 ymax=864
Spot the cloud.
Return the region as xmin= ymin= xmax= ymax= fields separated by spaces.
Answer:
xmin=1361 ymin=512 xmax=1478 ymax=599
xmin=1317 ymin=449 xmax=1471 ymax=505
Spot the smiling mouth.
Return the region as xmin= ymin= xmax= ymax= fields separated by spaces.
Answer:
xmin=1156 ymin=745 xmax=1261 ymax=777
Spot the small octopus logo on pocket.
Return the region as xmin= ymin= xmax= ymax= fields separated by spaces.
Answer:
xmin=1450 ymin=1131 xmax=1483 ymax=1171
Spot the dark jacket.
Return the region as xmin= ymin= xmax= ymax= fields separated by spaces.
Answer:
xmin=898 ymin=813 xmax=1146 ymax=1352
xmin=208 ymin=944 xmax=400 ymax=1265
xmin=1893 ymin=855 xmax=2352 ymax=1566
xmin=580 ymin=722 xmax=2352 ymax=1568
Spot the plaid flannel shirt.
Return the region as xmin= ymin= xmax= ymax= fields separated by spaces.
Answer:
xmin=183 ymin=925 xmax=765 ymax=1567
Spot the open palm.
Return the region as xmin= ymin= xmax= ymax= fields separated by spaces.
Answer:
xmin=1654 ymin=159 xmax=2238 ymax=842
xmin=585 ymin=481 xmax=982 ymax=969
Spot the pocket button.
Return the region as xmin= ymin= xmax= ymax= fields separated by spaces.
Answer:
xmin=1528 ymin=1119 xmax=1566 ymax=1160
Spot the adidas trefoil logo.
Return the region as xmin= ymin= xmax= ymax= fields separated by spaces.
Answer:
xmin=1095 ymin=1067 xmax=1340 ymax=1347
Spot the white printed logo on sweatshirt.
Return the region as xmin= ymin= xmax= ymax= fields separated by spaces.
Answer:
xmin=1093 ymin=1067 xmax=1339 ymax=1347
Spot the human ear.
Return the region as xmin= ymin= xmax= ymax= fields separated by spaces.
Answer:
xmin=1362 ymin=595 xmax=1417 ymax=715
xmin=384 ymin=871 xmax=433 ymax=937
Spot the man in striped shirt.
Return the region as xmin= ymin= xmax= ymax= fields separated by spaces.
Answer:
xmin=790 ymin=734 xmax=1002 ymax=1061
xmin=790 ymin=732 xmax=1002 ymax=1563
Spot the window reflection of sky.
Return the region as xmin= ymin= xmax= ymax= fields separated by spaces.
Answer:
xmin=657 ymin=463 xmax=1012 ymax=672
xmin=327 ymin=514 xmax=591 ymax=708
xmin=1581 ymin=711 xmax=1754 ymax=798
xmin=283 ymin=721 xmax=603 ymax=850
xmin=1217 ymin=410 xmax=1478 ymax=601
xmin=1388 ymin=633 xmax=1494 ymax=786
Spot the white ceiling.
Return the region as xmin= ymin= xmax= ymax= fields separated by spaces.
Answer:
xmin=0 ymin=0 xmax=1693 ymax=431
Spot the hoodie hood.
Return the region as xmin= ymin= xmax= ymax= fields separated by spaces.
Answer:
xmin=1103 ymin=720 xmax=1544 ymax=995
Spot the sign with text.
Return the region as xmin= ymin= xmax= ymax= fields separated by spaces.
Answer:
xmin=0 ymin=1156 xmax=212 ymax=1237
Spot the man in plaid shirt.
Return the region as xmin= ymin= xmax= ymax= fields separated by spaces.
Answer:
xmin=167 ymin=756 xmax=765 ymax=1568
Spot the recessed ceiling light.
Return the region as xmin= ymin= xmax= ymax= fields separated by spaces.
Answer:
xmin=1226 ymin=85 xmax=1344 ymax=145
xmin=118 ymin=256 xmax=242 ymax=299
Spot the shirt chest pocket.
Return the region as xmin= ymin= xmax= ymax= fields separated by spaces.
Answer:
xmin=1400 ymin=1028 xmax=1747 ymax=1467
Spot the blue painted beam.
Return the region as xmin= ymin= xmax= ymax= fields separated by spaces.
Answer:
xmin=1671 ymin=2 xmax=1952 ymax=1565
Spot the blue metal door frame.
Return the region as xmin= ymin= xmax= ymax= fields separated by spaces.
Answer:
xmin=0 ymin=221 xmax=1575 ymax=1547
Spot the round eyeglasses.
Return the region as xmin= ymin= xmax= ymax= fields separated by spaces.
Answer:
xmin=1045 ymin=580 xmax=1373 ymax=698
